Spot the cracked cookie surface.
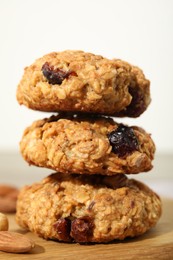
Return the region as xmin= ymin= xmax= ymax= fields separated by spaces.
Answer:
xmin=20 ymin=114 xmax=155 ymax=175
xmin=16 ymin=50 xmax=150 ymax=117
xmin=16 ymin=173 xmax=161 ymax=243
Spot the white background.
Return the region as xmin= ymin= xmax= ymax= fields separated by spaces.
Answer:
xmin=0 ymin=0 xmax=173 ymax=153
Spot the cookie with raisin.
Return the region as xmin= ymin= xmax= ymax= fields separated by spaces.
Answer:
xmin=16 ymin=50 xmax=150 ymax=117
xmin=16 ymin=173 xmax=161 ymax=243
xmin=20 ymin=114 xmax=155 ymax=175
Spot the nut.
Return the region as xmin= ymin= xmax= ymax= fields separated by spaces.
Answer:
xmin=0 ymin=185 xmax=18 ymax=197
xmin=0 ymin=213 xmax=8 ymax=231
xmin=0 ymin=231 xmax=35 ymax=253
xmin=0 ymin=197 xmax=17 ymax=213
xmin=0 ymin=185 xmax=19 ymax=213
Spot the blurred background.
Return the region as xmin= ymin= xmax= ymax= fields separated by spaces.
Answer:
xmin=0 ymin=0 xmax=173 ymax=191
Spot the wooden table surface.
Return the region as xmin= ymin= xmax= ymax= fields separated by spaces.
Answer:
xmin=0 ymin=198 xmax=172 ymax=260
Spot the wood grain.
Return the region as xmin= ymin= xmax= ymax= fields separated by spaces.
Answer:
xmin=0 ymin=198 xmax=173 ymax=260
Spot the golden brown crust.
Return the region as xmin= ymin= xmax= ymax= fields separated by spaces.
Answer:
xmin=16 ymin=173 xmax=162 ymax=243
xmin=20 ymin=114 xmax=155 ymax=175
xmin=16 ymin=50 xmax=150 ymax=117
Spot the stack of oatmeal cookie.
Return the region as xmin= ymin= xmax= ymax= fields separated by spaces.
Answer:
xmin=16 ymin=50 xmax=161 ymax=243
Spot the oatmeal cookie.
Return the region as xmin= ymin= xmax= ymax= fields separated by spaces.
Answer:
xmin=16 ymin=173 xmax=161 ymax=243
xmin=16 ymin=50 xmax=150 ymax=117
xmin=20 ymin=114 xmax=155 ymax=175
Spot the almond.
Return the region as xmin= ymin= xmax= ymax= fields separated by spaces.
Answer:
xmin=0 ymin=197 xmax=16 ymax=213
xmin=0 ymin=213 xmax=8 ymax=231
xmin=0 ymin=185 xmax=19 ymax=213
xmin=0 ymin=231 xmax=35 ymax=253
xmin=7 ymin=189 xmax=19 ymax=200
xmin=0 ymin=185 xmax=19 ymax=198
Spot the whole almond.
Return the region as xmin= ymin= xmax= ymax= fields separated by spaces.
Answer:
xmin=0 ymin=185 xmax=19 ymax=213
xmin=7 ymin=189 xmax=19 ymax=200
xmin=0 ymin=197 xmax=16 ymax=213
xmin=0 ymin=231 xmax=35 ymax=253
xmin=0 ymin=213 xmax=8 ymax=231
xmin=0 ymin=185 xmax=19 ymax=198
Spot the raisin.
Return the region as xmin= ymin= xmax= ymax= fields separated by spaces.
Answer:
xmin=103 ymin=174 xmax=128 ymax=189
xmin=108 ymin=124 xmax=139 ymax=157
xmin=125 ymin=86 xmax=146 ymax=117
xmin=41 ymin=62 xmax=76 ymax=85
xmin=71 ymin=216 xmax=94 ymax=243
xmin=53 ymin=218 xmax=71 ymax=242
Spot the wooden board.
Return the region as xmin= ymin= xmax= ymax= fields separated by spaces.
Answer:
xmin=0 ymin=198 xmax=173 ymax=260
